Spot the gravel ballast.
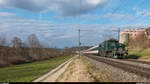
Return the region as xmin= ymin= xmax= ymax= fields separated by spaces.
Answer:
xmin=84 ymin=56 xmax=150 ymax=82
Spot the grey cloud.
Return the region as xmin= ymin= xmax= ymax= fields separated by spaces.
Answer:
xmin=0 ymin=0 xmax=48 ymax=12
xmin=0 ymin=12 xmax=133 ymax=48
xmin=55 ymin=0 xmax=107 ymax=16
xmin=0 ymin=0 xmax=107 ymax=16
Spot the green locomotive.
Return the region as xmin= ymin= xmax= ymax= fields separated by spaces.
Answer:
xmin=98 ymin=39 xmax=128 ymax=59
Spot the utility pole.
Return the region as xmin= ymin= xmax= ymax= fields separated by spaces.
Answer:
xmin=118 ymin=28 xmax=120 ymax=42
xmin=78 ymin=0 xmax=81 ymax=58
xmin=78 ymin=29 xmax=81 ymax=58
xmin=77 ymin=29 xmax=95 ymax=58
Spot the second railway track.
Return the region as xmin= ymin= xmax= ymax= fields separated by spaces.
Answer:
xmin=122 ymin=59 xmax=150 ymax=65
xmin=86 ymin=55 xmax=150 ymax=79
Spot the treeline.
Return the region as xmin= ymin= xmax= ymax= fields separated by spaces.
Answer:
xmin=128 ymin=27 xmax=150 ymax=49
xmin=0 ymin=34 xmax=75 ymax=67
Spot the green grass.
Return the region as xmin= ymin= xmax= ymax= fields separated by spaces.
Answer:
xmin=0 ymin=55 xmax=74 ymax=82
xmin=128 ymin=49 xmax=150 ymax=60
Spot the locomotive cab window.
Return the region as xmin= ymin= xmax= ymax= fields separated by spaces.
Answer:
xmin=99 ymin=45 xmax=102 ymax=47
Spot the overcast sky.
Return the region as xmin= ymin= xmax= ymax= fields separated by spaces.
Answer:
xmin=0 ymin=0 xmax=150 ymax=48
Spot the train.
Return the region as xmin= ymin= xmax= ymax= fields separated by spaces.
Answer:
xmin=84 ymin=39 xmax=128 ymax=59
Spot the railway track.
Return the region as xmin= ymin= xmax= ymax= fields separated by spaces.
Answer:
xmin=86 ymin=55 xmax=150 ymax=79
xmin=122 ymin=59 xmax=150 ymax=65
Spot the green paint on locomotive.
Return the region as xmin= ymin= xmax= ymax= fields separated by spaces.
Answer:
xmin=100 ymin=40 xmax=124 ymax=51
xmin=98 ymin=39 xmax=128 ymax=59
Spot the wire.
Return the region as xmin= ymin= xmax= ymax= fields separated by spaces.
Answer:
xmin=111 ymin=0 xmax=146 ymax=30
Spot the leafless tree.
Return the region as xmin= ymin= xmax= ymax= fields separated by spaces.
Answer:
xmin=27 ymin=34 xmax=43 ymax=60
xmin=11 ymin=37 xmax=22 ymax=48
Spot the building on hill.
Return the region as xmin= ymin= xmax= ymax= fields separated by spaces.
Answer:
xmin=146 ymin=27 xmax=150 ymax=39
xmin=119 ymin=28 xmax=147 ymax=44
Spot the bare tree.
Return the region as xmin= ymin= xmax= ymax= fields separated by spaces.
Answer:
xmin=27 ymin=34 xmax=41 ymax=48
xmin=10 ymin=37 xmax=27 ymax=64
xmin=11 ymin=37 xmax=22 ymax=48
xmin=27 ymin=34 xmax=43 ymax=60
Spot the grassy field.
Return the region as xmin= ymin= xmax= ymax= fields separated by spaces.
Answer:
xmin=128 ymin=48 xmax=150 ymax=61
xmin=0 ymin=55 xmax=74 ymax=82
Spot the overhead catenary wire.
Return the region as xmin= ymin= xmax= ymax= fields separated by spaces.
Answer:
xmin=104 ymin=0 xmax=147 ymax=40
xmin=114 ymin=0 xmax=146 ymax=27
xmin=78 ymin=0 xmax=147 ymax=48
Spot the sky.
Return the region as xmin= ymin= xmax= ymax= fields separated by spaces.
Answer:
xmin=0 ymin=0 xmax=150 ymax=48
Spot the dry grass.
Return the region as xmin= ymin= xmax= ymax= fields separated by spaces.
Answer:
xmin=56 ymin=56 xmax=112 ymax=82
xmin=56 ymin=57 xmax=95 ymax=82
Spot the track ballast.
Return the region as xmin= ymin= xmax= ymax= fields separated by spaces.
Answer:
xmin=86 ymin=55 xmax=150 ymax=79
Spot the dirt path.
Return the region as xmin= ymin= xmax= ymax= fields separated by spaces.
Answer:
xmin=33 ymin=56 xmax=76 ymax=82
xmin=56 ymin=57 xmax=95 ymax=82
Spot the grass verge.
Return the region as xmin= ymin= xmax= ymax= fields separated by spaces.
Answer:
xmin=128 ymin=48 xmax=150 ymax=61
xmin=0 ymin=55 xmax=74 ymax=82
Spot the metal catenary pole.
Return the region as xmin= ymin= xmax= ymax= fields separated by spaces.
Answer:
xmin=78 ymin=29 xmax=81 ymax=57
xmin=118 ymin=28 xmax=120 ymax=42
xmin=78 ymin=0 xmax=81 ymax=58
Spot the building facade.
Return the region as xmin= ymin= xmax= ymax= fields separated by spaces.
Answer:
xmin=119 ymin=28 xmax=146 ymax=44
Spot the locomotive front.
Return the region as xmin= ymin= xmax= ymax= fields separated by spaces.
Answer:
xmin=98 ymin=39 xmax=128 ymax=59
xmin=114 ymin=43 xmax=128 ymax=58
